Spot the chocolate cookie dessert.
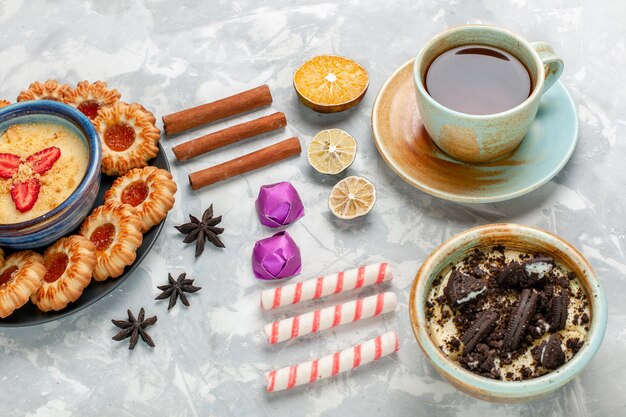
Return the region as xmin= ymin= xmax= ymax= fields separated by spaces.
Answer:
xmin=425 ymin=246 xmax=590 ymax=381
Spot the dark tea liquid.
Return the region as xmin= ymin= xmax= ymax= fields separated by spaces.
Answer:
xmin=425 ymin=45 xmax=532 ymax=115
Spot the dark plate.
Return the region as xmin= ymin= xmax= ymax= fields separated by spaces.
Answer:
xmin=0 ymin=143 xmax=170 ymax=327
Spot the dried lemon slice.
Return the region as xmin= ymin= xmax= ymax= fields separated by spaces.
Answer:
xmin=328 ymin=176 xmax=376 ymax=219
xmin=307 ymin=129 xmax=357 ymax=175
xmin=293 ymin=55 xmax=369 ymax=113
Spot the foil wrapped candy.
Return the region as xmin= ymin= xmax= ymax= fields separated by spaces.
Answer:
xmin=255 ymin=182 xmax=304 ymax=228
xmin=252 ymin=231 xmax=301 ymax=280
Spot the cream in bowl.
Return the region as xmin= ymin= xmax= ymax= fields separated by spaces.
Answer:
xmin=0 ymin=122 xmax=89 ymax=223
xmin=426 ymin=246 xmax=590 ymax=381
xmin=409 ymin=223 xmax=607 ymax=402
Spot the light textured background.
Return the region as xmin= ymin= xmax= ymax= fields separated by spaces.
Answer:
xmin=0 ymin=0 xmax=624 ymax=416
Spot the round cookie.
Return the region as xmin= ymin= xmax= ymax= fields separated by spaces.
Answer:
xmin=79 ymin=202 xmax=143 ymax=281
xmin=17 ymin=80 xmax=72 ymax=103
xmin=0 ymin=251 xmax=46 ymax=318
xmin=104 ymin=166 xmax=177 ymax=232
xmin=93 ymin=102 xmax=160 ymax=176
xmin=65 ymin=80 xmax=121 ymax=120
xmin=31 ymin=235 xmax=97 ymax=312
xmin=128 ymin=102 xmax=156 ymax=125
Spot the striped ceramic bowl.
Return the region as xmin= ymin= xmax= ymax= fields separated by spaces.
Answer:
xmin=409 ymin=223 xmax=607 ymax=402
xmin=0 ymin=100 xmax=101 ymax=249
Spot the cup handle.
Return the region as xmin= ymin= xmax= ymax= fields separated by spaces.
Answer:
xmin=531 ymin=42 xmax=564 ymax=93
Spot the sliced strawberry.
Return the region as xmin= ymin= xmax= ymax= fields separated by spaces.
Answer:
xmin=0 ymin=153 xmax=21 ymax=179
xmin=26 ymin=146 xmax=61 ymax=175
xmin=10 ymin=178 xmax=41 ymax=213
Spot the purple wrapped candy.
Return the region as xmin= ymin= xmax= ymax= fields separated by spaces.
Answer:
xmin=255 ymin=181 xmax=304 ymax=228
xmin=252 ymin=231 xmax=302 ymax=280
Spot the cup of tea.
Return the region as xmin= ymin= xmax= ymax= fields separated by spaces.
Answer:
xmin=413 ymin=25 xmax=563 ymax=163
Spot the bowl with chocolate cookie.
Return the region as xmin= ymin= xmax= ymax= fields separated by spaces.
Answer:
xmin=409 ymin=223 xmax=607 ymax=402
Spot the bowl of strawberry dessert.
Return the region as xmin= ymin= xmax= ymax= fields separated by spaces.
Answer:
xmin=0 ymin=100 xmax=101 ymax=249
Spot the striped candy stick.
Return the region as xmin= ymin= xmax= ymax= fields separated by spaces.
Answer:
xmin=260 ymin=262 xmax=394 ymax=310
xmin=265 ymin=331 xmax=399 ymax=392
xmin=264 ymin=292 xmax=397 ymax=344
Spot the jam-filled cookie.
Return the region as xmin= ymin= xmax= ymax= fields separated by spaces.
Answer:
xmin=0 ymin=100 xmax=10 ymax=108
xmin=17 ymin=80 xmax=72 ymax=103
xmin=79 ymin=202 xmax=143 ymax=281
xmin=31 ymin=235 xmax=97 ymax=312
xmin=104 ymin=166 xmax=177 ymax=232
xmin=128 ymin=102 xmax=157 ymax=125
xmin=65 ymin=80 xmax=121 ymax=120
xmin=93 ymin=102 xmax=160 ymax=176
xmin=0 ymin=250 xmax=46 ymax=318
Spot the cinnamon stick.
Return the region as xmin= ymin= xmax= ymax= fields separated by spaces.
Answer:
xmin=162 ymin=85 xmax=273 ymax=135
xmin=172 ymin=112 xmax=287 ymax=161
xmin=189 ymin=137 xmax=301 ymax=190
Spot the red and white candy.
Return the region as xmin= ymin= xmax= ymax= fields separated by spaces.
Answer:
xmin=265 ymin=331 xmax=399 ymax=392
xmin=264 ymin=292 xmax=397 ymax=344
xmin=260 ymin=262 xmax=393 ymax=310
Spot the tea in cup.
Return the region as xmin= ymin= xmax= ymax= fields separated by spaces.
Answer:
xmin=413 ymin=25 xmax=563 ymax=163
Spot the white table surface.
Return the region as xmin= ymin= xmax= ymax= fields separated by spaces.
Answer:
xmin=0 ymin=1 xmax=624 ymax=416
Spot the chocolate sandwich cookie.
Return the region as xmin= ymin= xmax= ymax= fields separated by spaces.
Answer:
xmin=497 ymin=256 xmax=555 ymax=289
xmin=461 ymin=308 xmax=498 ymax=353
xmin=444 ymin=270 xmax=487 ymax=309
xmin=496 ymin=261 xmax=529 ymax=288
xmin=548 ymin=289 xmax=569 ymax=331
xmin=539 ymin=333 xmax=566 ymax=369
xmin=502 ymin=288 xmax=539 ymax=352
xmin=524 ymin=256 xmax=554 ymax=281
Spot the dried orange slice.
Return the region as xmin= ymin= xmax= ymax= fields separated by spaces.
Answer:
xmin=307 ymin=129 xmax=357 ymax=174
xmin=293 ymin=55 xmax=369 ymax=113
xmin=328 ymin=176 xmax=376 ymax=219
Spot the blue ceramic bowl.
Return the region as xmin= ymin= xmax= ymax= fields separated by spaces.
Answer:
xmin=409 ymin=224 xmax=608 ymax=402
xmin=0 ymin=101 xmax=101 ymax=249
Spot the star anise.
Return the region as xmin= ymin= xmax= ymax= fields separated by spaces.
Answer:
xmin=155 ymin=273 xmax=202 ymax=310
xmin=111 ymin=307 xmax=157 ymax=350
xmin=174 ymin=205 xmax=225 ymax=257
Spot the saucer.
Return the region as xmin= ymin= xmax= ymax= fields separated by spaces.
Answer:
xmin=371 ymin=59 xmax=578 ymax=203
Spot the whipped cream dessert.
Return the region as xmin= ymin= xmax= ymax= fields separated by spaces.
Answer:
xmin=426 ymin=246 xmax=590 ymax=381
